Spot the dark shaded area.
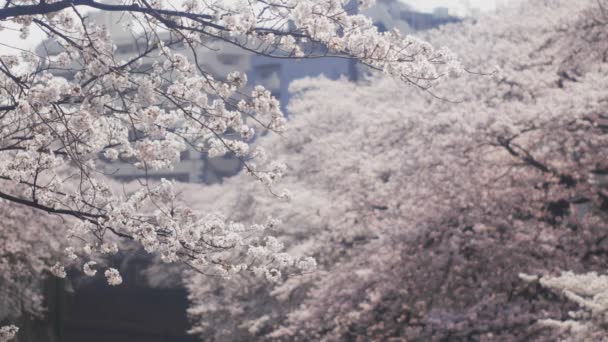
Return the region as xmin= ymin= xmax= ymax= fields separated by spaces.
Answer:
xmin=63 ymin=284 xmax=196 ymax=342
xmin=15 ymin=258 xmax=196 ymax=342
xmin=59 ymin=256 xmax=196 ymax=342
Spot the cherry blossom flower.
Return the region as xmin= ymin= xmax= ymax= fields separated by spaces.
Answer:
xmin=104 ymin=268 xmax=123 ymax=286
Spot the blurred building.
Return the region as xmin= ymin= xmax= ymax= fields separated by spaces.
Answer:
xmin=363 ymin=0 xmax=416 ymax=32
xmin=433 ymin=7 xmax=451 ymax=18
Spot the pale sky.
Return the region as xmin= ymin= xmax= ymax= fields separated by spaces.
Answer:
xmin=0 ymin=0 xmax=512 ymax=55
xmin=402 ymin=0 xmax=509 ymax=16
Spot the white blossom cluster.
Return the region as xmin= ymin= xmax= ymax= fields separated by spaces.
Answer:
xmin=50 ymin=262 xmax=67 ymax=279
xmin=41 ymin=178 xmax=316 ymax=285
xmin=104 ymin=268 xmax=123 ymax=286
xmin=83 ymin=261 xmax=98 ymax=277
xmin=0 ymin=325 xmax=18 ymax=342
xmin=286 ymin=0 xmax=462 ymax=84
xmin=523 ymin=272 xmax=608 ymax=341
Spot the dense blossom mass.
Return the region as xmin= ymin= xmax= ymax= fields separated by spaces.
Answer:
xmin=0 ymin=0 xmax=460 ymax=337
xmin=184 ymin=0 xmax=608 ymax=340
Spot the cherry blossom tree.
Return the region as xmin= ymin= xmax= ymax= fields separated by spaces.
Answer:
xmin=184 ymin=0 xmax=608 ymax=340
xmin=0 ymin=0 xmax=465 ymax=337
xmin=0 ymin=0 xmax=460 ymax=282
